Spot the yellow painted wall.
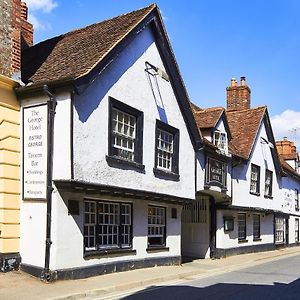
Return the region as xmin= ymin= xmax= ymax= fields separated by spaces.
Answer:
xmin=0 ymin=75 xmax=20 ymax=254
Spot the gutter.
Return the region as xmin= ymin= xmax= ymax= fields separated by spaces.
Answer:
xmin=40 ymin=85 xmax=57 ymax=282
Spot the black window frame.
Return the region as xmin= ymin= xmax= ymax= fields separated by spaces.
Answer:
xmin=147 ymin=205 xmax=167 ymax=248
xmin=153 ymin=119 xmax=180 ymax=181
xmin=250 ymin=164 xmax=260 ymax=196
xmin=83 ymin=199 xmax=134 ymax=255
xmin=107 ymin=97 xmax=144 ymax=170
xmin=295 ymin=189 xmax=299 ymax=211
xmin=238 ymin=213 xmax=247 ymax=241
xmin=264 ymin=169 xmax=273 ymax=198
xmin=253 ymin=214 xmax=261 ymax=240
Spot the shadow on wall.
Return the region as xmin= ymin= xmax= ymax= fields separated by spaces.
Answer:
xmin=74 ymin=31 xmax=154 ymax=123
xmin=122 ymin=277 xmax=300 ymax=300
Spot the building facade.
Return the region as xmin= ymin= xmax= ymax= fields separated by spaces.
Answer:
xmin=0 ymin=0 xmax=32 ymax=271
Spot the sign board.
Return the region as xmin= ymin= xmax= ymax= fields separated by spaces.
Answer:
xmin=23 ymin=104 xmax=48 ymax=200
xmin=205 ymin=157 xmax=227 ymax=188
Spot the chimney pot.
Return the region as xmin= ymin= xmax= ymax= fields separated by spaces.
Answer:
xmin=231 ymin=78 xmax=237 ymax=87
xmin=240 ymin=76 xmax=246 ymax=86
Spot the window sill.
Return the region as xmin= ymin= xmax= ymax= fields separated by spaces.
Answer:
xmin=84 ymin=248 xmax=136 ymax=259
xmin=146 ymin=246 xmax=169 ymax=253
xmin=253 ymin=238 xmax=262 ymax=242
xmin=250 ymin=191 xmax=260 ymax=197
xmin=106 ymin=155 xmax=145 ymax=171
xmin=153 ymin=168 xmax=180 ymax=181
xmin=238 ymin=239 xmax=248 ymax=244
xmin=264 ymin=195 xmax=273 ymax=199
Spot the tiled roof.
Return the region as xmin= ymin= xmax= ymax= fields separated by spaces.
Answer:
xmin=280 ymin=157 xmax=300 ymax=179
xmin=279 ymin=153 xmax=298 ymax=160
xmin=193 ymin=106 xmax=225 ymax=129
xmin=226 ymin=106 xmax=266 ymax=159
xmin=21 ymin=4 xmax=156 ymax=84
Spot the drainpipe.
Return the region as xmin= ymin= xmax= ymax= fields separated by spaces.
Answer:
xmin=40 ymin=85 xmax=57 ymax=282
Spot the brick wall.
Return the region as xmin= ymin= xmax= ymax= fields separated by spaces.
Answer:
xmin=0 ymin=0 xmax=33 ymax=78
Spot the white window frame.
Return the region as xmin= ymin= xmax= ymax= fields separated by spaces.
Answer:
xmin=213 ymin=130 xmax=228 ymax=153
xmin=84 ymin=200 xmax=132 ymax=252
xmin=264 ymin=169 xmax=273 ymax=197
xmin=295 ymin=219 xmax=299 ymax=243
xmin=156 ymin=128 xmax=174 ymax=171
xmin=275 ymin=217 xmax=285 ymax=244
xmin=253 ymin=214 xmax=260 ymax=240
xmin=295 ymin=189 xmax=299 ymax=211
xmin=148 ymin=206 xmax=166 ymax=247
xmin=250 ymin=164 xmax=260 ymax=194
xmin=111 ymin=108 xmax=136 ymax=161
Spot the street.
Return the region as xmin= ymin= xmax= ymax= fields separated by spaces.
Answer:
xmin=113 ymin=254 xmax=300 ymax=300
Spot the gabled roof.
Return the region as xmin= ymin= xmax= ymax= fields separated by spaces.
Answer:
xmin=226 ymin=106 xmax=266 ymax=159
xmin=193 ymin=106 xmax=225 ymax=129
xmin=280 ymin=157 xmax=300 ymax=180
xmin=19 ymin=4 xmax=202 ymax=149
xmin=21 ymin=4 xmax=156 ymax=84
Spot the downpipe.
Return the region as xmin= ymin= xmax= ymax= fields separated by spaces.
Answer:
xmin=40 ymin=85 xmax=57 ymax=282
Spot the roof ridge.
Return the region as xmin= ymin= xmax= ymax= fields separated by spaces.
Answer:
xmin=226 ymin=105 xmax=266 ymax=114
xmin=30 ymin=4 xmax=157 ymax=48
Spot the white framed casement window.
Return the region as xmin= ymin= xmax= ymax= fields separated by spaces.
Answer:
xmin=250 ymin=164 xmax=260 ymax=195
xmin=238 ymin=213 xmax=246 ymax=241
xmin=157 ymin=128 xmax=174 ymax=171
xmin=83 ymin=200 xmax=132 ymax=252
xmin=108 ymin=97 xmax=143 ymax=166
xmin=264 ymin=170 xmax=273 ymax=197
xmin=253 ymin=214 xmax=260 ymax=240
xmin=295 ymin=189 xmax=299 ymax=211
xmin=275 ymin=217 xmax=284 ymax=244
xmin=295 ymin=219 xmax=299 ymax=243
xmin=148 ymin=205 xmax=166 ymax=247
xmin=154 ymin=120 xmax=179 ymax=179
xmin=111 ymin=108 xmax=136 ymax=161
xmin=213 ymin=130 xmax=228 ymax=153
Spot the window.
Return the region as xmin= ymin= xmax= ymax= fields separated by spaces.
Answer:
xmin=84 ymin=200 xmax=132 ymax=252
xmin=275 ymin=217 xmax=284 ymax=244
xmin=295 ymin=219 xmax=299 ymax=243
xmin=213 ymin=131 xmax=228 ymax=153
xmin=253 ymin=214 xmax=260 ymax=240
xmin=238 ymin=213 xmax=246 ymax=241
xmin=250 ymin=164 xmax=260 ymax=195
xmin=154 ymin=120 xmax=179 ymax=176
xmin=108 ymin=97 xmax=143 ymax=164
xmin=148 ymin=206 xmax=166 ymax=247
xmin=264 ymin=170 xmax=273 ymax=197
xmin=295 ymin=189 xmax=299 ymax=211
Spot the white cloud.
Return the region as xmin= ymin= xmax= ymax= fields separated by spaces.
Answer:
xmin=26 ymin=0 xmax=58 ymax=13
xmin=28 ymin=13 xmax=45 ymax=30
xmin=271 ymin=109 xmax=300 ymax=148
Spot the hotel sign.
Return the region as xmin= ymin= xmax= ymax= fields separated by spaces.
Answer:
xmin=23 ymin=104 xmax=48 ymax=200
xmin=205 ymin=157 xmax=227 ymax=188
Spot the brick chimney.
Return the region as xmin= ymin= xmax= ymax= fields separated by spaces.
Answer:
xmin=0 ymin=0 xmax=33 ymax=78
xmin=226 ymin=76 xmax=251 ymax=111
xmin=276 ymin=138 xmax=297 ymax=158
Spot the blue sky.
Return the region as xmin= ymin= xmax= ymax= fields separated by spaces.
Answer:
xmin=26 ymin=0 xmax=300 ymax=146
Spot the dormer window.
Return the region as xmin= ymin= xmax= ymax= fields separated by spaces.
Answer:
xmin=213 ymin=131 xmax=228 ymax=153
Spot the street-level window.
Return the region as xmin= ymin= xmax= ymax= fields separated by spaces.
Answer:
xmin=148 ymin=206 xmax=166 ymax=247
xmin=250 ymin=164 xmax=260 ymax=195
xmin=295 ymin=219 xmax=299 ymax=243
xmin=295 ymin=189 xmax=299 ymax=211
xmin=253 ymin=214 xmax=260 ymax=240
xmin=213 ymin=131 xmax=228 ymax=153
xmin=84 ymin=200 xmax=132 ymax=252
xmin=238 ymin=213 xmax=246 ymax=241
xmin=154 ymin=120 xmax=179 ymax=175
xmin=264 ymin=170 xmax=273 ymax=197
xmin=275 ymin=217 xmax=284 ymax=244
xmin=108 ymin=97 xmax=143 ymax=164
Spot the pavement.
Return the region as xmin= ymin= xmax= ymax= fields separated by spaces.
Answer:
xmin=0 ymin=247 xmax=300 ymax=300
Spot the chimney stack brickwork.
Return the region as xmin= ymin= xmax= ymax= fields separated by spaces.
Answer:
xmin=226 ymin=76 xmax=251 ymax=111
xmin=0 ymin=0 xmax=33 ymax=78
xmin=276 ymin=140 xmax=297 ymax=156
